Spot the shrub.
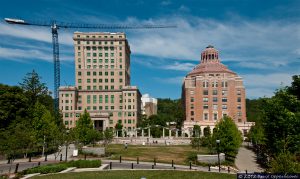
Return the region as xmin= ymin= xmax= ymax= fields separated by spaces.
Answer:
xmin=22 ymin=164 xmax=68 ymax=174
xmin=66 ymin=160 xmax=101 ymax=168
xmin=186 ymin=152 xmax=198 ymax=164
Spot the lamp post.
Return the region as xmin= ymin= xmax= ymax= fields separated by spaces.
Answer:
xmin=216 ymin=139 xmax=220 ymax=172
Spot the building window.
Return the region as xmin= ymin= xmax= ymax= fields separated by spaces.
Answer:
xmin=213 ymin=97 xmax=218 ymax=102
xmin=203 ymin=90 xmax=208 ymax=95
xmin=87 ymin=95 xmax=91 ymax=104
xmin=203 ymin=104 xmax=209 ymax=109
xmin=237 ymin=97 xmax=241 ymax=102
xmin=105 ymin=95 xmax=108 ymax=103
xmin=203 ymin=97 xmax=208 ymax=102
xmin=204 ymin=113 xmax=208 ymax=120
xmin=203 ymin=81 xmax=209 ymax=88
xmin=190 ymin=111 xmax=194 ymax=116
xmin=222 ymin=105 xmax=227 ymax=110
xmin=213 ymin=90 xmax=218 ymax=95
xmin=222 ymin=81 xmax=228 ymax=87
xmin=222 ymin=90 xmax=227 ymax=96
xmin=222 ymin=98 xmax=227 ymax=102
xmin=111 ymin=95 xmax=114 ymax=103
xmin=213 ymin=104 xmax=218 ymax=110
xmin=237 ymin=111 xmax=242 ymax=116
xmin=93 ymin=95 xmax=97 ymax=103
xmin=212 ymin=81 xmax=218 ymax=87
xmin=190 ymin=97 xmax=194 ymax=102
xmin=213 ymin=113 xmax=218 ymax=120
xmin=237 ymin=90 xmax=241 ymax=95
xmin=190 ymin=104 xmax=194 ymax=109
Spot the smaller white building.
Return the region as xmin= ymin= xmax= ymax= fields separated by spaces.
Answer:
xmin=141 ymin=94 xmax=158 ymax=117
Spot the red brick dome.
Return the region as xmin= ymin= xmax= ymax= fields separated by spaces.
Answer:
xmin=188 ymin=45 xmax=236 ymax=76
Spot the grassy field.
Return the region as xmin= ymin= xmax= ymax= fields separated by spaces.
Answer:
xmin=33 ymin=170 xmax=235 ymax=179
xmin=106 ymin=144 xmax=209 ymax=165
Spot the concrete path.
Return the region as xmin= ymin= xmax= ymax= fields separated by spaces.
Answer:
xmin=235 ymin=146 xmax=263 ymax=173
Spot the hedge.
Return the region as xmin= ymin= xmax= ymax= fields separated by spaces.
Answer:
xmin=21 ymin=160 xmax=101 ymax=175
xmin=66 ymin=160 xmax=101 ymax=168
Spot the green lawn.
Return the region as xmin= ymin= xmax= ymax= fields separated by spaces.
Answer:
xmin=32 ymin=170 xmax=235 ymax=179
xmin=106 ymin=144 xmax=209 ymax=165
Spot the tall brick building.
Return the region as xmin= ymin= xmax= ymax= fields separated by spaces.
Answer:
xmin=182 ymin=45 xmax=253 ymax=136
xmin=59 ymin=32 xmax=141 ymax=132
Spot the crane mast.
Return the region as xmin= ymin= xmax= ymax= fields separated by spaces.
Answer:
xmin=4 ymin=17 xmax=176 ymax=111
xmin=51 ymin=22 xmax=60 ymax=110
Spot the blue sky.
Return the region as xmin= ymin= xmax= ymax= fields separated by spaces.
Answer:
xmin=0 ymin=0 xmax=300 ymax=99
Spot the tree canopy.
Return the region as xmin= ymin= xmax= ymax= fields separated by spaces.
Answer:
xmin=212 ymin=116 xmax=242 ymax=156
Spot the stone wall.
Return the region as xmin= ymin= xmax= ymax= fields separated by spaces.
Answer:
xmin=82 ymin=147 xmax=105 ymax=156
xmin=197 ymin=153 xmax=225 ymax=164
xmin=112 ymin=137 xmax=191 ymax=145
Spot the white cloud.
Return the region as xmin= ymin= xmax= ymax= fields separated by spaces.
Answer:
xmin=243 ymin=73 xmax=293 ymax=88
xmin=178 ymin=5 xmax=190 ymax=12
xmin=127 ymin=16 xmax=300 ymax=70
xmin=154 ymin=76 xmax=185 ymax=84
xmin=0 ymin=22 xmax=73 ymax=45
xmin=161 ymin=0 xmax=172 ymax=6
xmin=0 ymin=47 xmax=73 ymax=62
xmin=242 ymin=73 xmax=298 ymax=98
xmin=163 ymin=62 xmax=196 ymax=71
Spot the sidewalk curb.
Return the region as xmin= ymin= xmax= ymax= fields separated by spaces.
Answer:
xmin=59 ymin=167 xmax=76 ymax=173
xmin=20 ymin=173 xmax=40 ymax=179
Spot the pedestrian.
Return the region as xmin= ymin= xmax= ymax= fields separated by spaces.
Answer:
xmin=125 ymin=143 xmax=128 ymax=149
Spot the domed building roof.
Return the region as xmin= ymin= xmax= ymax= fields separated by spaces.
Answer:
xmin=188 ymin=45 xmax=236 ymax=76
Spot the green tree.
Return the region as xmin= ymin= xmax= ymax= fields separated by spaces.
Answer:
xmin=269 ymin=152 xmax=300 ymax=173
xmin=0 ymin=84 xmax=28 ymax=129
xmin=261 ymin=90 xmax=300 ymax=155
xmin=193 ymin=125 xmax=201 ymax=137
xmin=86 ymin=129 xmax=101 ymax=147
xmin=74 ymin=109 xmax=97 ymax=145
xmin=287 ymin=75 xmax=300 ymax=100
xmin=212 ymin=116 xmax=242 ymax=156
xmin=191 ymin=138 xmax=201 ymax=151
xmin=247 ymin=123 xmax=265 ymax=145
xmin=103 ymin=128 xmax=114 ymax=147
xmin=31 ymin=102 xmax=61 ymax=154
xmin=203 ymin=126 xmax=211 ymax=137
xmin=19 ymin=70 xmax=49 ymax=106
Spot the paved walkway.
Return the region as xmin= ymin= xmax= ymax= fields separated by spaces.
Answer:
xmin=235 ymin=146 xmax=263 ymax=173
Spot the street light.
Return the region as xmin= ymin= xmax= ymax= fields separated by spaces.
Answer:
xmin=216 ymin=139 xmax=221 ymax=172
